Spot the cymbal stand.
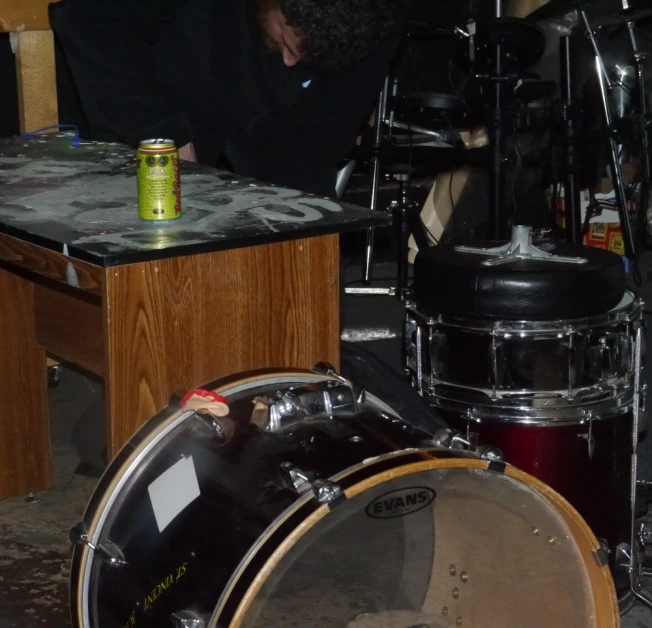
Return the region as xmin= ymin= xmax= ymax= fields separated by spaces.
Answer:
xmin=621 ymin=0 xmax=651 ymax=255
xmin=577 ymin=0 xmax=637 ymax=262
xmin=348 ymin=75 xmax=432 ymax=300
xmin=362 ymin=77 xmax=391 ymax=289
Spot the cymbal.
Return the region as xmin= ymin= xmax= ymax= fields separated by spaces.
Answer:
xmin=592 ymin=8 xmax=652 ymax=28
xmin=456 ymin=17 xmax=547 ymax=73
xmin=527 ymin=0 xmax=598 ymax=22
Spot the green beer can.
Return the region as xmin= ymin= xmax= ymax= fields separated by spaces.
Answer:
xmin=137 ymin=139 xmax=181 ymax=220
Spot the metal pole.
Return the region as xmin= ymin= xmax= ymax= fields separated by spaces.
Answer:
xmin=579 ymin=2 xmax=613 ymax=90
xmin=489 ymin=0 xmax=506 ymax=239
xmin=626 ymin=18 xmax=651 ymax=253
xmin=594 ymin=56 xmax=637 ymax=260
xmin=560 ymin=35 xmax=582 ymax=244
xmin=362 ymin=78 xmax=390 ymax=284
xmin=630 ymin=315 xmax=652 ymax=609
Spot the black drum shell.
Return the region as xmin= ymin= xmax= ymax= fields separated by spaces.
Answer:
xmin=69 ymin=373 xmax=437 ymax=628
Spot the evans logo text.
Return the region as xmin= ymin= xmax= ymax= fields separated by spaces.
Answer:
xmin=365 ymin=487 xmax=436 ymax=519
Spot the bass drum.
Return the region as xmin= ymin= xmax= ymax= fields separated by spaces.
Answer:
xmin=70 ymin=368 xmax=619 ymax=628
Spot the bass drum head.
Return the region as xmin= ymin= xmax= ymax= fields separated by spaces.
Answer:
xmin=219 ymin=460 xmax=618 ymax=628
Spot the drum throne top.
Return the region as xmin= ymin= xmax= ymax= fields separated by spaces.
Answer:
xmin=413 ymin=226 xmax=626 ymax=320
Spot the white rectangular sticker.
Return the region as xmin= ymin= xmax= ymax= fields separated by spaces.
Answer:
xmin=148 ymin=456 xmax=201 ymax=533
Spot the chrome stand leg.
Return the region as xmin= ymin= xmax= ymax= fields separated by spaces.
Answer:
xmin=630 ymin=310 xmax=652 ymax=608
xmin=625 ymin=17 xmax=651 ymax=257
xmin=595 ymin=56 xmax=637 ymax=261
xmin=363 ymin=228 xmax=376 ymax=284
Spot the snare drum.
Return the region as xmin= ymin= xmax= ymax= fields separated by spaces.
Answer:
xmin=70 ymin=368 xmax=618 ymax=628
xmin=404 ymin=290 xmax=645 ymax=608
xmin=404 ymin=290 xmax=642 ymax=406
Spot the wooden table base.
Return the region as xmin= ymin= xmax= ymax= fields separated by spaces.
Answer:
xmin=0 ymin=267 xmax=52 ymax=497
xmin=0 ymin=234 xmax=340 ymax=500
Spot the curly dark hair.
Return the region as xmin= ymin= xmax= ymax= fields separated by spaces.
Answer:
xmin=279 ymin=0 xmax=403 ymax=71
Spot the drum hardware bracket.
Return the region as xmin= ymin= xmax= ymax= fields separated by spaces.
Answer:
xmin=455 ymin=225 xmax=588 ymax=267
xmin=197 ymin=413 xmax=227 ymax=440
xmin=69 ymin=523 xmax=126 ymax=567
xmin=477 ymin=446 xmax=504 ymax=464
xmin=254 ymin=381 xmax=361 ymax=432
xmin=431 ymin=427 xmax=471 ymax=451
xmin=594 ymin=542 xmax=610 ymax=568
xmin=312 ymin=362 xmax=366 ymax=405
xmin=281 ymin=462 xmax=314 ymax=495
xmin=638 ymin=519 xmax=652 ymax=547
xmin=431 ymin=427 xmax=504 ymax=463
xmin=311 ymin=479 xmax=344 ymax=506
xmin=171 ymin=609 xmax=207 ymax=628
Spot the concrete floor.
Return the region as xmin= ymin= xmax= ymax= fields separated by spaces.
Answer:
xmin=2 ymin=260 xmax=652 ymax=627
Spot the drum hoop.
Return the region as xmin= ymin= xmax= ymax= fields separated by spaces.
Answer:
xmin=407 ymin=290 xmax=641 ymax=335
xmin=223 ymin=458 xmax=619 ymax=628
xmin=71 ymin=370 xmax=402 ymax=626
xmin=428 ymin=391 xmax=634 ymax=425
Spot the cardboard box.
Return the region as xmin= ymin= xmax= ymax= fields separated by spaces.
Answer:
xmin=584 ymin=222 xmax=625 ymax=256
xmin=551 ymin=188 xmax=632 ymax=256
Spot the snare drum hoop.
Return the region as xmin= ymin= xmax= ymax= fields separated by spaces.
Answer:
xmin=428 ymin=389 xmax=634 ymax=425
xmin=71 ymin=369 xmax=403 ymax=628
xmin=408 ymin=290 xmax=641 ymax=336
xmin=220 ymin=458 xmax=619 ymax=628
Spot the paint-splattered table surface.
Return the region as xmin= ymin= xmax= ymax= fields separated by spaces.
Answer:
xmin=0 ymin=133 xmax=388 ymax=267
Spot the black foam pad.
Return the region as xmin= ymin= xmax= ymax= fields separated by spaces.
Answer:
xmin=413 ymin=240 xmax=626 ymax=320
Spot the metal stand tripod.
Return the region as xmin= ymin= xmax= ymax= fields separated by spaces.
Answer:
xmin=346 ymin=174 xmax=431 ymax=300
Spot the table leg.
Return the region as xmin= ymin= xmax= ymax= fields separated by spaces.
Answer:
xmin=103 ymin=235 xmax=340 ymax=459
xmin=0 ymin=268 xmax=52 ymax=499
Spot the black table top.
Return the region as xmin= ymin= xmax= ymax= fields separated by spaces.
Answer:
xmin=0 ymin=133 xmax=388 ymax=267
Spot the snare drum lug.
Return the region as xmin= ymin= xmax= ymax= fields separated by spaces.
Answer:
xmin=311 ymin=479 xmax=344 ymax=505
xmin=641 ymin=384 xmax=648 ymax=413
xmin=171 ymin=610 xmax=207 ymax=628
xmin=579 ymin=411 xmax=596 ymax=459
xmin=69 ymin=523 xmax=127 ymax=567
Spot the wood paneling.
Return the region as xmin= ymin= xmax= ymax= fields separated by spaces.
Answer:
xmin=0 ymin=233 xmax=103 ymax=296
xmin=103 ymin=235 xmax=340 ymax=455
xmin=0 ymin=267 xmax=51 ymax=499
xmin=15 ymin=30 xmax=58 ymax=133
xmin=34 ymin=284 xmax=104 ymax=376
xmin=0 ymin=0 xmax=58 ymax=32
